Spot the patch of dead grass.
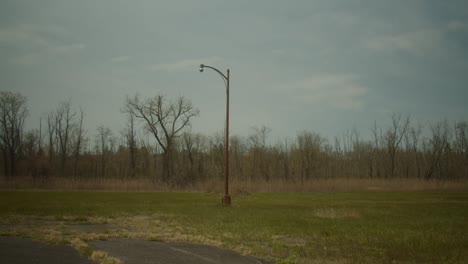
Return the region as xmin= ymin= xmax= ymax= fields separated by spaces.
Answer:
xmin=2 ymin=176 xmax=467 ymax=192
xmin=90 ymin=250 xmax=123 ymax=264
xmin=312 ymin=208 xmax=360 ymax=219
xmin=272 ymin=235 xmax=307 ymax=247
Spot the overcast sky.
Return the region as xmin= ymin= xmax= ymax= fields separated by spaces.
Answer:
xmin=1 ymin=0 xmax=467 ymax=142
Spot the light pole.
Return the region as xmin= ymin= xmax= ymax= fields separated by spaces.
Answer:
xmin=199 ymin=64 xmax=231 ymax=206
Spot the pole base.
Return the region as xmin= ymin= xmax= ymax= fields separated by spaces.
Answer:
xmin=222 ymin=195 xmax=231 ymax=206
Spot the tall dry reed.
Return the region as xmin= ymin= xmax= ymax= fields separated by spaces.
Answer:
xmin=1 ymin=176 xmax=467 ymax=193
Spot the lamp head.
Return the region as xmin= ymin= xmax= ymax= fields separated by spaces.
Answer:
xmin=199 ymin=64 xmax=204 ymax=72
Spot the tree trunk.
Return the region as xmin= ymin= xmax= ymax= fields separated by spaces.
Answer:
xmin=162 ymin=151 xmax=171 ymax=182
xmin=9 ymin=149 xmax=16 ymax=177
xmin=2 ymin=148 xmax=9 ymax=177
xmin=130 ymin=145 xmax=136 ymax=177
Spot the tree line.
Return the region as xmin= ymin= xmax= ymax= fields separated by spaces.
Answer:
xmin=1 ymin=90 xmax=467 ymax=185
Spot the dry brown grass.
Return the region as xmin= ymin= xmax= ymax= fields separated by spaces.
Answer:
xmin=1 ymin=175 xmax=467 ymax=193
xmin=0 ymin=176 xmax=161 ymax=191
xmin=90 ymin=251 xmax=123 ymax=264
xmin=199 ymin=177 xmax=468 ymax=193
xmin=312 ymin=208 xmax=361 ymax=219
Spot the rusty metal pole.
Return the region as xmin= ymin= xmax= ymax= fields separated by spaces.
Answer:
xmin=223 ymin=69 xmax=231 ymax=206
xmin=199 ymin=64 xmax=231 ymax=205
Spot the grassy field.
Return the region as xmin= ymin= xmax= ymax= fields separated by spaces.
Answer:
xmin=0 ymin=190 xmax=467 ymax=264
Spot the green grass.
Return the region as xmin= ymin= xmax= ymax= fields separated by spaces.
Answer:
xmin=0 ymin=190 xmax=467 ymax=263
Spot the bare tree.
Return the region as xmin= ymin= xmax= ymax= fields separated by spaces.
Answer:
xmin=230 ymin=135 xmax=247 ymax=180
xmin=349 ymin=129 xmax=363 ymax=177
xmin=126 ymin=94 xmax=199 ymax=182
xmin=273 ymin=138 xmax=291 ymax=180
xmin=248 ymin=125 xmax=271 ymax=181
xmin=384 ymin=114 xmax=410 ymax=177
xmin=249 ymin=125 xmax=271 ymax=149
xmin=454 ymin=121 xmax=468 ymax=178
xmin=23 ymin=129 xmax=40 ymax=175
xmin=176 ymin=132 xmax=210 ymax=184
xmin=182 ymin=132 xmax=207 ymax=184
xmin=208 ymin=131 xmax=225 ymax=179
xmin=423 ymin=120 xmax=450 ymax=179
xmin=296 ymin=130 xmax=324 ymax=183
xmin=121 ymin=109 xmax=137 ymax=177
xmin=333 ymin=136 xmax=344 ymax=177
xmin=55 ymin=100 xmax=76 ymax=175
xmin=96 ymin=126 xmax=113 ymax=178
xmin=71 ymin=108 xmax=86 ymax=177
xmin=46 ymin=112 xmax=57 ymax=165
xmin=409 ymin=123 xmax=423 ymax=178
xmin=38 ymin=117 xmax=43 ymax=153
xmin=23 ymin=130 xmax=39 ymax=158
xmin=182 ymin=132 xmax=195 ymax=183
xmin=0 ymin=91 xmax=28 ymax=177
xmin=370 ymin=121 xmax=384 ymax=178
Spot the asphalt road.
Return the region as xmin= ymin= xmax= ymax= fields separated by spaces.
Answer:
xmin=0 ymin=236 xmax=269 ymax=264
xmin=90 ymin=239 xmax=268 ymax=264
xmin=0 ymin=236 xmax=94 ymax=264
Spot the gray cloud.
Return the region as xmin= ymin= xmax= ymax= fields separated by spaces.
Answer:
xmin=275 ymin=74 xmax=368 ymax=110
xmin=150 ymin=56 xmax=223 ymax=72
xmin=1 ymin=0 xmax=467 ymax=140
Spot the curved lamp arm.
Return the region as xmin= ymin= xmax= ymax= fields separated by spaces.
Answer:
xmin=200 ymin=64 xmax=228 ymax=86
